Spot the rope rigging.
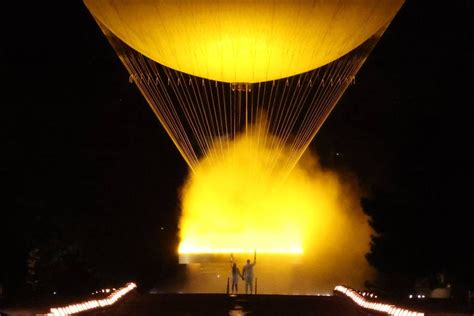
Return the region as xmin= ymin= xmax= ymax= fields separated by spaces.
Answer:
xmin=104 ymin=28 xmax=382 ymax=179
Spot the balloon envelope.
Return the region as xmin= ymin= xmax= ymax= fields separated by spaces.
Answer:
xmin=84 ymin=0 xmax=403 ymax=83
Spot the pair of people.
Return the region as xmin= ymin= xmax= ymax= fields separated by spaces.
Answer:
xmin=230 ymin=251 xmax=256 ymax=294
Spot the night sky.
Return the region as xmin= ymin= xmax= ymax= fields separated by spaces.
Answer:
xmin=2 ymin=1 xmax=473 ymax=298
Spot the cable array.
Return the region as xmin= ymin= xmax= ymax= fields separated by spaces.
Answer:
xmin=104 ymin=27 xmax=381 ymax=177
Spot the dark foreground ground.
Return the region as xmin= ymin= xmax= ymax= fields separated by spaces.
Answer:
xmin=79 ymin=292 xmax=382 ymax=316
xmin=3 ymin=292 xmax=472 ymax=315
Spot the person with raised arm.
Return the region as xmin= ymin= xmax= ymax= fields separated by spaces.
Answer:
xmin=242 ymin=250 xmax=257 ymax=294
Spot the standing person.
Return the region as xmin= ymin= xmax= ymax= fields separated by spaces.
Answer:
xmin=231 ymin=262 xmax=243 ymax=293
xmin=242 ymin=250 xmax=257 ymax=294
xmin=230 ymin=253 xmax=243 ymax=293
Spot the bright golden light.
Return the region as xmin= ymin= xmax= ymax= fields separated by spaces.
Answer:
xmin=81 ymin=0 xmax=401 ymax=292
xmin=178 ymin=247 xmax=303 ymax=255
xmin=178 ymin=124 xmax=371 ymax=259
xmin=84 ymin=0 xmax=403 ymax=83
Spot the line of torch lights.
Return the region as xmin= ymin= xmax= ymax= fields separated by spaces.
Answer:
xmin=334 ymin=285 xmax=424 ymax=316
xmin=47 ymin=282 xmax=136 ymax=316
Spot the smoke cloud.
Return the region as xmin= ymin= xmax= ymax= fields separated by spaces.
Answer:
xmin=177 ymin=123 xmax=373 ymax=293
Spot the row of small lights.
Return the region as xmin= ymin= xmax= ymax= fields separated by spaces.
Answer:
xmin=334 ymin=285 xmax=424 ymax=316
xmin=92 ymin=288 xmax=115 ymax=295
xmin=361 ymin=291 xmax=378 ymax=299
xmin=48 ymin=282 xmax=136 ymax=316
xmin=409 ymin=294 xmax=426 ymax=299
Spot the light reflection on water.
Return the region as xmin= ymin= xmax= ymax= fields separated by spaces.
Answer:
xmin=229 ymin=310 xmax=247 ymax=316
xmin=229 ymin=303 xmax=247 ymax=315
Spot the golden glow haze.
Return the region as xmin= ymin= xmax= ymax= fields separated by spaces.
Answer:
xmin=178 ymin=124 xmax=373 ymax=291
xmin=179 ymin=123 xmax=371 ymax=265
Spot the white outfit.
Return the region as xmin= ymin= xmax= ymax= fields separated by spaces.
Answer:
xmin=243 ymin=262 xmax=256 ymax=294
xmin=231 ymin=264 xmax=242 ymax=293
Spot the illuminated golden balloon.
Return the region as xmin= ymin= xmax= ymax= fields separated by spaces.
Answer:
xmin=84 ymin=0 xmax=404 ymax=172
xmin=84 ymin=0 xmax=403 ymax=83
xmin=85 ymin=0 xmax=403 ymax=275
